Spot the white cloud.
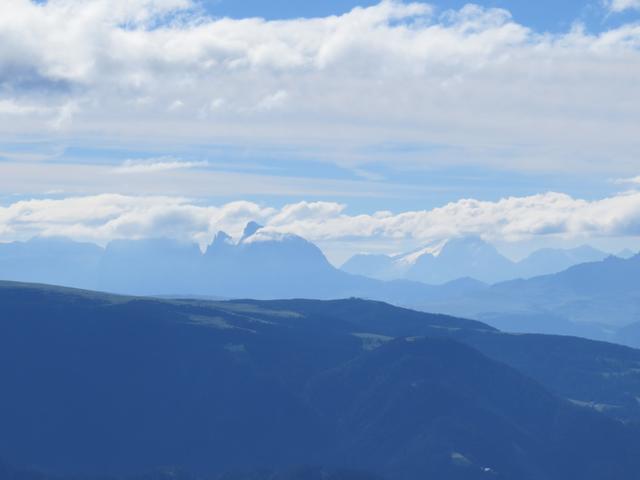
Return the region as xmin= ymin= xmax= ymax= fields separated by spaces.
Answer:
xmin=3 ymin=191 xmax=640 ymax=253
xmin=0 ymin=160 xmax=409 ymax=198
xmin=615 ymin=175 xmax=640 ymax=185
xmin=269 ymin=201 xmax=347 ymax=225
xmin=0 ymin=99 xmax=49 ymax=115
xmin=113 ymin=158 xmax=209 ymax=174
xmin=0 ymin=1 xmax=639 ymax=174
xmin=0 ymin=194 xmax=274 ymax=249
xmin=167 ymin=100 xmax=185 ymax=111
xmin=255 ymin=90 xmax=289 ymax=112
xmin=607 ymin=0 xmax=640 ymax=12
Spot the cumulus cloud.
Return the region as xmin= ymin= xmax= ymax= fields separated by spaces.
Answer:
xmin=2 ymin=191 xmax=640 ymax=253
xmin=607 ymin=0 xmax=640 ymax=12
xmin=0 ymin=194 xmax=274 ymax=249
xmin=0 ymin=1 xmax=639 ymax=173
xmin=615 ymin=175 xmax=640 ymax=185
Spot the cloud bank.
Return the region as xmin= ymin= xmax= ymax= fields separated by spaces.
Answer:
xmin=1 ymin=1 xmax=640 ymax=173
xmin=607 ymin=0 xmax=640 ymax=12
xmin=2 ymin=191 xmax=640 ymax=253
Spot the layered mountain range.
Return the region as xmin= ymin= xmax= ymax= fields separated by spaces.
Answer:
xmin=414 ymin=253 xmax=640 ymax=344
xmin=1 ymin=225 xmax=639 ymax=346
xmin=0 ymin=226 xmax=625 ymax=295
xmin=0 ymin=225 xmax=491 ymax=303
xmin=342 ymin=236 xmax=613 ymax=284
xmin=0 ymin=223 xmax=363 ymax=298
xmin=3 ymin=282 xmax=640 ymax=479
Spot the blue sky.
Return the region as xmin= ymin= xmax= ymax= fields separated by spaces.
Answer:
xmin=204 ymin=0 xmax=639 ymax=31
xmin=1 ymin=0 xmax=640 ymax=259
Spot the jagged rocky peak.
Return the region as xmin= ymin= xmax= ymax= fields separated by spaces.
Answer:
xmin=241 ymin=221 xmax=263 ymax=241
xmin=211 ymin=230 xmax=234 ymax=246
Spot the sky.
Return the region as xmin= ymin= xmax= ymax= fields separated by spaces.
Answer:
xmin=203 ymin=0 xmax=639 ymax=32
xmin=1 ymin=0 xmax=640 ymax=263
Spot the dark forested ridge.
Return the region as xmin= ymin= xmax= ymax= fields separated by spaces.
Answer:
xmin=2 ymin=281 xmax=640 ymax=479
xmin=0 ymin=462 xmax=383 ymax=480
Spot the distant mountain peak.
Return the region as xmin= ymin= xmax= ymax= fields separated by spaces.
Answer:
xmin=211 ymin=231 xmax=233 ymax=246
xmin=241 ymin=221 xmax=264 ymax=241
xmin=394 ymin=239 xmax=448 ymax=266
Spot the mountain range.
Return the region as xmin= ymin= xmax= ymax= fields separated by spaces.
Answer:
xmin=1 ymin=226 xmax=639 ymax=346
xmin=1 ymin=228 xmax=627 ymax=296
xmin=413 ymin=253 xmax=640 ymax=345
xmin=0 ymin=227 xmax=491 ymax=306
xmin=0 ymin=225 xmax=381 ymax=298
xmin=3 ymin=281 xmax=640 ymax=479
xmin=341 ymin=237 xmax=614 ymax=284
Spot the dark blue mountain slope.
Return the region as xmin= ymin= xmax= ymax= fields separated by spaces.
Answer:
xmin=2 ymin=282 xmax=640 ymax=479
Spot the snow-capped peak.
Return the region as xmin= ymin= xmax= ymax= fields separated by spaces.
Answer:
xmin=394 ymin=240 xmax=448 ymax=266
